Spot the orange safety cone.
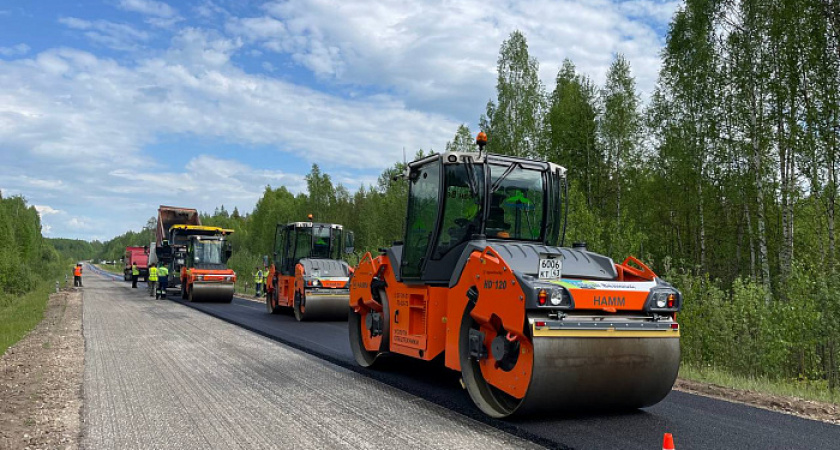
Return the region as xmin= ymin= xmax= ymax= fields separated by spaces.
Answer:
xmin=662 ymin=433 xmax=675 ymax=450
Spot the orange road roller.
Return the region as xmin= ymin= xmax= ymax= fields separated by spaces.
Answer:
xmin=266 ymin=219 xmax=355 ymax=321
xmin=348 ymin=133 xmax=682 ymax=417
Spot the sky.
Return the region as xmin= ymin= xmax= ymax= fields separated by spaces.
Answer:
xmin=0 ymin=0 xmax=681 ymax=241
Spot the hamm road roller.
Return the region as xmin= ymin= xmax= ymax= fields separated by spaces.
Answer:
xmin=349 ymin=133 xmax=682 ymax=418
xmin=265 ymin=219 xmax=355 ymax=321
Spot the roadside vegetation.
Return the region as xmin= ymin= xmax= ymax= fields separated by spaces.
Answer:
xmin=87 ymin=1 xmax=840 ymax=404
xmin=0 ymin=194 xmax=69 ymax=355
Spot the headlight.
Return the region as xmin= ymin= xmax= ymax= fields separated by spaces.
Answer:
xmin=655 ymin=293 xmax=667 ymax=308
xmin=535 ymin=286 xmax=573 ymax=308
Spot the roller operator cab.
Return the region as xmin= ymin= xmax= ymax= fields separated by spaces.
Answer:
xmin=349 ymin=134 xmax=683 ymax=418
xmin=265 ymin=220 xmax=355 ymax=321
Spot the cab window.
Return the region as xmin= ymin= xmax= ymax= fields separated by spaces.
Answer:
xmin=488 ymin=164 xmax=545 ymax=241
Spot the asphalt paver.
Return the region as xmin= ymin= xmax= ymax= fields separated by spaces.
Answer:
xmin=81 ymin=273 xmax=540 ymax=449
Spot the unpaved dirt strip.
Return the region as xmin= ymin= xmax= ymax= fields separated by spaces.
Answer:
xmin=81 ymin=274 xmax=540 ymax=449
xmin=0 ymin=289 xmax=84 ymax=449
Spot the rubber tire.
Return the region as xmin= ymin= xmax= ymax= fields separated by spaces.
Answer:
xmin=188 ymin=286 xmax=194 ymax=302
xmin=458 ymin=306 xmax=523 ymax=418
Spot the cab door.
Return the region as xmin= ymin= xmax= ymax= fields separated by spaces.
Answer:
xmin=401 ymin=160 xmax=441 ymax=280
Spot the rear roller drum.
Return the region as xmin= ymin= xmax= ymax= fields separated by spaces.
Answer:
xmin=266 ymin=290 xmax=281 ymax=314
xmin=348 ymin=291 xmax=389 ymax=368
xmin=458 ymin=308 xmax=531 ymax=418
xmin=293 ymin=292 xmax=306 ymax=322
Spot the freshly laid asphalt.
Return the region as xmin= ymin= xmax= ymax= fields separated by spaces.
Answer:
xmin=88 ymin=266 xmax=840 ymax=449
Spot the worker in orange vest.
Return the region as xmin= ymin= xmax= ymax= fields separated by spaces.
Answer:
xmin=73 ymin=264 xmax=83 ymax=287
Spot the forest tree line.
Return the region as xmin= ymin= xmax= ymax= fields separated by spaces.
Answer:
xmin=94 ymin=0 xmax=840 ymax=392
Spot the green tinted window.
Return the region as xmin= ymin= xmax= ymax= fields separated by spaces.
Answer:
xmin=402 ymin=161 xmax=440 ymax=278
xmin=294 ymin=228 xmax=312 ymax=261
xmin=432 ymin=164 xmax=484 ymax=260
xmin=312 ymin=226 xmax=331 ymax=258
xmin=488 ymin=165 xmax=544 ymax=241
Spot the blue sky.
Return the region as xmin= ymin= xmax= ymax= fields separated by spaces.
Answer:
xmin=0 ymin=0 xmax=680 ymax=241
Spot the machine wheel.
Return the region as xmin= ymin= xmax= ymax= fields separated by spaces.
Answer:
xmin=348 ymin=290 xmax=389 ymax=368
xmin=293 ymin=291 xmax=305 ymax=322
xmin=188 ymin=286 xmax=195 ymax=302
xmin=458 ymin=306 xmax=529 ymax=418
xmin=266 ymin=290 xmax=280 ymax=314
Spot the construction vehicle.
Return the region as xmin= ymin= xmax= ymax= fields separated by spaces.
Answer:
xmin=154 ymin=206 xmax=236 ymax=303
xmin=123 ymin=246 xmax=149 ymax=281
xmin=348 ymin=133 xmax=682 ymax=418
xmin=265 ymin=218 xmax=355 ymax=321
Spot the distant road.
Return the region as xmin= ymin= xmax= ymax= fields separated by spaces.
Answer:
xmin=88 ymin=269 xmax=840 ymax=449
xmin=81 ymin=274 xmax=537 ymax=449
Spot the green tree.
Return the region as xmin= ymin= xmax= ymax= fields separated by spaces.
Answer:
xmin=486 ymin=30 xmax=545 ymax=157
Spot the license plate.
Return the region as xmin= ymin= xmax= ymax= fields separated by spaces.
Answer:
xmin=538 ymin=256 xmax=562 ymax=280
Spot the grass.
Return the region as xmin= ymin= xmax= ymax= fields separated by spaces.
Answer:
xmin=679 ymin=363 xmax=840 ymax=405
xmin=0 ymin=283 xmax=53 ymax=356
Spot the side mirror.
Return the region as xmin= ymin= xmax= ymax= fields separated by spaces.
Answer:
xmin=225 ymin=249 xmax=233 ymax=259
xmin=344 ymin=231 xmax=355 ymax=254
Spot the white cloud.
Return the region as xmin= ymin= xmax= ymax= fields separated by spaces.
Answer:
xmin=0 ymin=29 xmax=457 ymax=239
xmin=0 ymin=44 xmax=30 ymax=57
xmin=118 ymin=0 xmax=177 ymax=18
xmin=0 ymin=0 xmax=679 ymax=241
xmin=59 ymin=17 xmax=150 ymax=50
xmin=230 ymin=0 xmax=677 ymax=118
xmin=118 ymin=0 xmax=182 ymax=27
xmin=34 ymin=204 xmax=61 ymax=215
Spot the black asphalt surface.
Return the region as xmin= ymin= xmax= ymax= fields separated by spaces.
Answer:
xmin=90 ymin=266 xmax=840 ymax=449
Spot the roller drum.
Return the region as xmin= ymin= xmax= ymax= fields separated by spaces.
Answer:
xmin=516 ymin=335 xmax=680 ymax=415
xmin=189 ymin=282 xmax=234 ymax=303
xmin=298 ymin=294 xmax=349 ymax=321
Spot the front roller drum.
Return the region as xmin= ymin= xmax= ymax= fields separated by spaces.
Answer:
xmin=294 ymin=293 xmax=349 ymax=321
xmin=459 ymin=312 xmax=681 ymax=418
xmin=189 ymin=282 xmax=234 ymax=303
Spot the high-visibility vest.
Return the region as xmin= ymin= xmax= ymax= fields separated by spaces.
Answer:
xmin=158 ymin=266 xmax=169 ymax=278
xmin=148 ymin=267 xmax=158 ymax=281
xmin=74 ymin=266 xmax=82 ymax=276
xmin=254 ymin=270 xmax=263 ymax=283
xmin=132 ymin=265 xmax=139 ymax=276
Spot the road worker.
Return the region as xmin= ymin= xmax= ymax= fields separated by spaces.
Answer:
xmin=254 ymin=266 xmax=264 ymax=297
xmin=73 ymin=263 xmax=83 ymax=287
xmin=148 ymin=263 xmax=158 ymax=297
xmin=131 ymin=262 xmax=140 ymax=288
xmin=157 ymin=264 xmax=169 ymax=299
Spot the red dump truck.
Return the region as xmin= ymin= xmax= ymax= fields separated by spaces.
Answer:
xmin=123 ymin=246 xmax=149 ymax=281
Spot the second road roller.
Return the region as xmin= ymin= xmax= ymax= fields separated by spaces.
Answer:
xmin=265 ymin=218 xmax=355 ymax=321
xmin=349 ymin=133 xmax=682 ymax=417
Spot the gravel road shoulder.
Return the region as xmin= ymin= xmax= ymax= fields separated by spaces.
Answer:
xmin=0 ymin=288 xmax=84 ymax=449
